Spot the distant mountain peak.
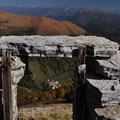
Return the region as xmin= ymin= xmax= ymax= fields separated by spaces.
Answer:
xmin=79 ymin=9 xmax=111 ymax=15
xmin=0 ymin=6 xmax=83 ymax=21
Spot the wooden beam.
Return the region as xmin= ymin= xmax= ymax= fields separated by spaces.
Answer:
xmin=73 ymin=47 xmax=86 ymax=120
xmin=2 ymin=50 xmax=13 ymax=120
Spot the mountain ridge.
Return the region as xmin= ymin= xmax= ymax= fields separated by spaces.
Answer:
xmin=70 ymin=9 xmax=120 ymax=26
xmin=0 ymin=6 xmax=84 ymax=21
xmin=0 ymin=10 xmax=86 ymax=36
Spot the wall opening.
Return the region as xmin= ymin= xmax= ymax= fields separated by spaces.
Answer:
xmin=18 ymin=57 xmax=77 ymax=120
xmin=1 ymin=47 xmax=92 ymax=120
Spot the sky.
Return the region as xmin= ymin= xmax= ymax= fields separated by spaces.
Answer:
xmin=0 ymin=0 xmax=120 ymax=11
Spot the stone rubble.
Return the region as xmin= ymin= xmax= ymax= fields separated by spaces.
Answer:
xmin=95 ymin=106 xmax=120 ymax=120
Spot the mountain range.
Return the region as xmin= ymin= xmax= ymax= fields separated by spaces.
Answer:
xmin=70 ymin=9 xmax=120 ymax=26
xmin=69 ymin=9 xmax=120 ymax=43
xmin=0 ymin=6 xmax=85 ymax=21
xmin=0 ymin=6 xmax=119 ymax=21
xmin=0 ymin=6 xmax=120 ymax=43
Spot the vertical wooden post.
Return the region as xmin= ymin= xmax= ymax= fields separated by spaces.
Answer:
xmin=2 ymin=50 xmax=13 ymax=120
xmin=73 ymin=47 xmax=86 ymax=120
xmin=0 ymin=56 xmax=3 ymax=120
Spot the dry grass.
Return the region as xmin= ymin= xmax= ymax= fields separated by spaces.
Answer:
xmin=19 ymin=103 xmax=73 ymax=120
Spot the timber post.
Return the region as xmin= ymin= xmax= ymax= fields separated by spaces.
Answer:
xmin=73 ymin=46 xmax=86 ymax=120
xmin=2 ymin=49 xmax=13 ymax=120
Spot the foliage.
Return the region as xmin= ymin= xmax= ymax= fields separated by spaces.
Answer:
xmin=0 ymin=19 xmax=9 ymax=24
xmin=18 ymin=57 xmax=77 ymax=92
xmin=17 ymin=84 xmax=75 ymax=105
xmin=17 ymin=57 xmax=77 ymax=105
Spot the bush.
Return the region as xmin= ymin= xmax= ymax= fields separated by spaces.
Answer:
xmin=17 ymin=84 xmax=75 ymax=105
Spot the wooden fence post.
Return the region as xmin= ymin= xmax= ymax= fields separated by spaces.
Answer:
xmin=0 ymin=56 xmax=3 ymax=120
xmin=73 ymin=46 xmax=86 ymax=120
xmin=2 ymin=50 xmax=13 ymax=120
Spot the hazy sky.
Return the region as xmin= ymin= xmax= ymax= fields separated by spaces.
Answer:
xmin=0 ymin=0 xmax=120 ymax=11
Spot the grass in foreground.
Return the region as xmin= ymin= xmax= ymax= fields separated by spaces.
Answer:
xmin=19 ymin=103 xmax=72 ymax=120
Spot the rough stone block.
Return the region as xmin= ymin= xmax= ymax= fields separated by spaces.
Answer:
xmin=87 ymin=51 xmax=120 ymax=79
xmin=0 ymin=35 xmax=118 ymax=57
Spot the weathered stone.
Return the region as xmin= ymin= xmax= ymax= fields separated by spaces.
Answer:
xmin=11 ymin=56 xmax=25 ymax=120
xmin=87 ymin=51 xmax=120 ymax=79
xmin=95 ymin=106 xmax=120 ymax=120
xmin=0 ymin=35 xmax=119 ymax=57
xmin=87 ymin=72 xmax=120 ymax=119
xmin=87 ymin=79 xmax=120 ymax=106
xmin=87 ymin=70 xmax=120 ymax=106
xmin=0 ymin=35 xmax=119 ymax=120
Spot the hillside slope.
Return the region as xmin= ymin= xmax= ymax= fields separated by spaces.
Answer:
xmin=0 ymin=11 xmax=86 ymax=36
xmin=69 ymin=9 xmax=120 ymax=44
xmin=70 ymin=9 xmax=120 ymax=26
xmin=85 ymin=20 xmax=120 ymax=44
xmin=86 ymin=20 xmax=120 ymax=35
xmin=19 ymin=57 xmax=77 ymax=92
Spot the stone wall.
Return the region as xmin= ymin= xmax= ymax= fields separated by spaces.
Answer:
xmin=11 ymin=56 xmax=25 ymax=120
xmin=0 ymin=35 xmax=120 ymax=120
xmin=0 ymin=35 xmax=119 ymax=57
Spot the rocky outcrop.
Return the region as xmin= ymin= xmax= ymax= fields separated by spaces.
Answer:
xmin=11 ymin=56 xmax=25 ymax=120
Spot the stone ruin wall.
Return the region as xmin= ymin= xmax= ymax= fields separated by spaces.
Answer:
xmin=0 ymin=35 xmax=120 ymax=120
